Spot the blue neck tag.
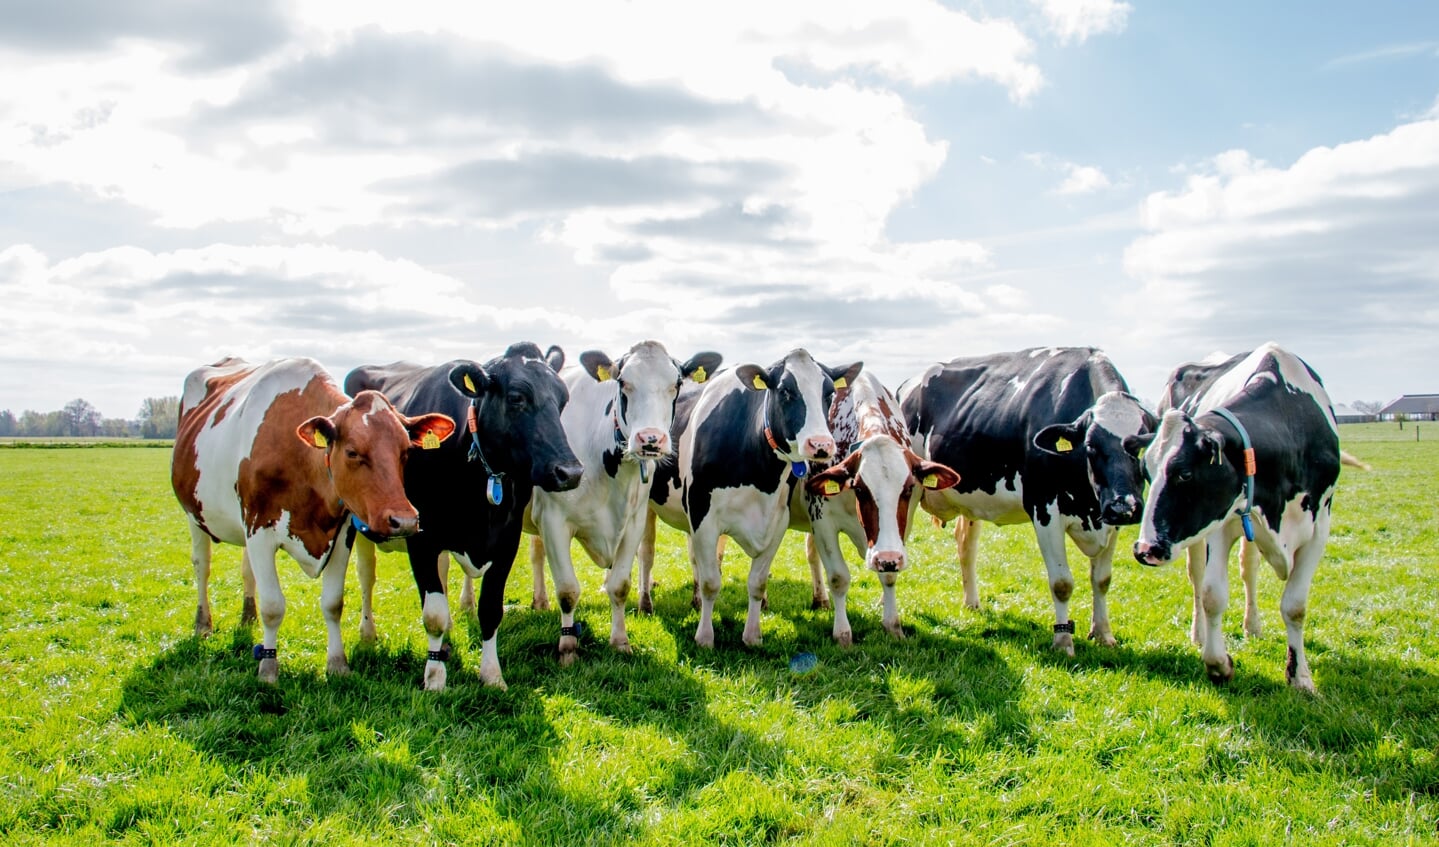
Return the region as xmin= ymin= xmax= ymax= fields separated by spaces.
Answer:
xmin=1240 ymin=513 xmax=1254 ymax=542
xmin=791 ymin=461 xmax=808 ymax=478
xmin=486 ymin=475 xmax=504 ymax=506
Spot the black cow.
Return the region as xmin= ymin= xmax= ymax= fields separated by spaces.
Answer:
xmin=345 ymin=343 xmax=582 ymax=690
xmin=900 ymin=347 xmax=1155 ymax=654
xmin=1131 ymin=343 xmax=1341 ymax=691
xmin=646 ymin=349 xmax=862 ymax=648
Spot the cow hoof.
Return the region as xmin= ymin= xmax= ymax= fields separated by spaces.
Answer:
xmin=1206 ymin=654 xmax=1235 ymax=685
xmin=638 ymin=593 xmax=653 ymax=615
xmin=884 ymin=622 xmax=906 ymax=640
xmin=743 ymin=634 xmax=763 ymax=648
xmin=1052 ymin=633 xmax=1075 ymax=657
xmin=835 ymin=630 xmax=853 ymax=647
xmin=694 ymin=629 xmax=714 ymax=649
xmin=480 ymin=668 xmax=508 ymax=690
xmin=1089 ymin=627 xmax=1117 ymax=647
xmin=240 ymin=597 xmax=257 ymax=626
xmin=194 ymin=606 xmax=212 ymax=638
xmin=610 ymin=638 xmax=632 ymax=654
xmin=531 ymin=596 xmax=550 ymax=612
xmin=423 ymin=661 xmax=447 ymax=691
xmin=359 ymin=619 xmax=377 ymax=643
xmin=1244 ymin=619 xmax=1262 ymax=639
xmin=558 ymin=638 xmax=578 ymax=667
xmin=257 ymin=658 xmax=278 ymax=685
xmin=1288 ymin=674 xmax=1317 ymax=694
xmin=812 ymin=596 xmax=830 ymax=611
xmin=326 ymin=656 xmax=351 ymax=676
xmin=964 ymin=598 xmax=981 ymax=611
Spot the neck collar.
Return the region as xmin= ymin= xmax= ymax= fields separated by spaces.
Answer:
xmin=1209 ymin=406 xmax=1257 ymax=541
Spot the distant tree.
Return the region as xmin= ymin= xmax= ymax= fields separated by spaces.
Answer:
xmin=0 ymin=409 xmax=15 ymax=437
xmin=100 ymin=417 xmax=137 ymax=438
xmin=19 ymin=409 xmax=63 ymax=437
xmin=62 ymin=398 xmax=102 ymax=437
xmin=139 ymin=396 xmax=180 ymax=439
xmin=1352 ymin=400 xmax=1383 ymax=416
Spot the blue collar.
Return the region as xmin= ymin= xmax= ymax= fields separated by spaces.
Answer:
xmin=1210 ymin=407 xmax=1256 ymax=541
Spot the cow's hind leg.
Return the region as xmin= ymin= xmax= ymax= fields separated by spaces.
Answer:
xmin=529 ymin=535 xmax=549 ymax=611
xmin=805 ymin=534 xmax=829 ymax=610
xmin=354 ymin=536 xmax=378 ymax=642
xmin=189 ymin=523 xmax=213 ymax=637
xmin=957 ymin=518 xmax=981 ymax=609
xmin=1034 ymin=518 xmax=1077 ymax=656
xmin=1240 ymin=538 xmax=1262 ymax=639
xmin=1280 ymin=518 xmax=1329 ymax=693
xmin=637 ymin=510 xmax=658 ymax=615
xmin=809 ymin=529 xmax=852 ymax=646
xmin=240 ymin=548 xmax=257 ymax=625
xmin=246 ymin=538 xmax=285 ymax=684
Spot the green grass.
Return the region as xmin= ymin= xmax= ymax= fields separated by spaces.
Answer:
xmin=2 ymin=421 xmax=1437 ymax=844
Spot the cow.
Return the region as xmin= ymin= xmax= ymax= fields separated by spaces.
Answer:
xmin=171 ymin=357 xmax=455 ymax=683
xmin=1132 ymin=343 xmax=1342 ymax=691
xmin=645 ymin=349 xmax=862 ymax=647
xmin=792 ymin=371 xmax=961 ymax=643
xmin=900 ymin=347 xmax=1156 ymax=654
xmin=345 ymin=343 xmax=583 ymax=691
xmin=522 ymin=341 xmax=722 ymax=663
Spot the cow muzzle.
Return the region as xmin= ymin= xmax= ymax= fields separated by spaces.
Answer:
xmin=539 ymin=460 xmax=585 ymax=493
xmin=372 ymin=509 xmax=420 ymax=539
xmin=632 ymin=427 xmax=669 ymax=458
xmin=802 ymin=435 xmax=836 ymax=461
xmin=1132 ymin=539 xmax=1169 ymax=567
xmin=869 ymin=550 xmax=906 ymax=573
xmin=1102 ymin=495 xmax=1142 ymax=526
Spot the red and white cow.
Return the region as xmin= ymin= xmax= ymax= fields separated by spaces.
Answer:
xmin=793 ymin=371 xmax=960 ymax=643
xmin=172 ymin=357 xmax=453 ymax=683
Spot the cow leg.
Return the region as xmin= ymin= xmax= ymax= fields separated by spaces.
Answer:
xmin=460 ymin=572 xmax=476 ymax=616
xmin=529 ymin=535 xmax=550 ymax=611
xmin=805 ymin=534 xmax=829 ymax=610
xmin=354 ymin=535 xmax=378 ymax=642
xmin=637 ymin=509 xmax=657 ymax=615
xmin=690 ymin=526 xmax=723 ymax=648
xmin=1280 ymin=519 xmax=1329 ymax=693
xmin=246 ymin=539 xmax=284 ymax=684
xmin=1181 ymin=542 xmax=1203 ymax=646
xmin=1200 ymin=531 xmax=1237 ymax=684
xmin=604 ymin=503 xmax=650 ymax=654
xmin=1086 ymin=528 xmax=1118 ymax=647
xmin=879 ymin=571 xmax=903 ymax=640
xmin=475 ymin=556 xmax=512 ymax=690
xmin=409 ymin=541 xmax=451 ymax=692
xmin=699 ymin=535 xmax=730 ymax=610
xmin=809 ymin=528 xmax=852 ymax=646
xmin=742 ymin=544 xmax=781 ymax=647
xmin=1240 ymin=538 xmax=1262 ymax=639
xmin=957 ymin=518 xmax=981 ymax=609
xmin=239 ymin=548 xmax=257 ymax=625
xmin=189 ymin=523 xmax=213 ymax=637
xmin=1033 ymin=518 xmax=1077 ymax=656
xmin=542 ymin=523 xmax=583 ymax=667
xmin=319 ymin=543 xmax=351 ymax=676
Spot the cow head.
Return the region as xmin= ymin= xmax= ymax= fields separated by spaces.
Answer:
xmin=735 ymin=349 xmax=862 ymax=464
xmin=1033 ymin=390 xmax=1155 ymax=526
xmin=807 ymin=437 xmax=959 ymax=572
xmin=1129 ymin=410 xmax=1244 ymax=566
xmin=581 ymin=342 xmax=723 ymax=459
xmin=295 ymin=390 xmax=455 ymax=538
xmin=446 ymin=343 xmax=584 ymax=493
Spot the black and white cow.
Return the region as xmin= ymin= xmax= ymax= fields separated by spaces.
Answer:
xmin=792 ymin=371 xmax=961 ymax=643
xmin=900 ymin=347 xmax=1155 ymax=654
xmin=344 ymin=343 xmax=582 ymax=690
xmin=647 ymin=349 xmax=862 ymax=647
xmin=524 ymin=342 xmax=722 ymax=663
xmin=1132 ymin=343 xmax=1341 ymax=691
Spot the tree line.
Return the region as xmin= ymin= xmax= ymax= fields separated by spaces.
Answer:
xmin=0 ymin=396 xmax=180 ymax=439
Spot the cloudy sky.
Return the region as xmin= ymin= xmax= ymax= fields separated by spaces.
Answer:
xmin=2 ymin=1 xmax=1437 ymax=418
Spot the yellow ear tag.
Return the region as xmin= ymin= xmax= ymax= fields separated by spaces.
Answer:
xmin=313 ymin=430 xmax=329 ymax=448
xmin=692 ymin=366 xmax=707 ymax=384
xmin=922 ymin=473 xmax=939 ymax=489
xmin=834 ymin=377 xmax=847 ymax=390
xmin=1055 ymin=436 xmax=1073 ymax=453
xmin=463 ymin=374 xmax=477 ymax=393
xmin=823 ymin=479 xmax=842 ymax=495
xmin=421 ymin=431 xmax=441 ymax=450
xmin=752 ymin=374 xmax=768 ymax=390
xmin=596 ymin=364 xmax=612 ymax=382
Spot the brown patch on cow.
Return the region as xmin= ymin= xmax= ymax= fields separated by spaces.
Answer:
xmin=172 ymin=365 xmax=254 ymax=539
xmin=853 ymin=485 xmax=880 ymax=547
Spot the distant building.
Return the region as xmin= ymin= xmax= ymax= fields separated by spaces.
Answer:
xmin=1379 ymin=394 xmax=1439 ymax=421
xmin=1332 ymin=403 xmax=1374 ymax=424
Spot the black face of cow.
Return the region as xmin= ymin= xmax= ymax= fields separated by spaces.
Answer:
xmin=449 ymin=343 xmax=583 ymax=493
xmin=735 ymin=353 xmax=862 ymax=463
xmin=1133 ymin=416 xmax=1243 ymax=566
xmin=1034 ymin=392 xmax=1154 ymax=526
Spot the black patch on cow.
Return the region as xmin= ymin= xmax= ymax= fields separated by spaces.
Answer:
xmin=683 ymin=383 xmax=790 ymax=528
xmin=1286 ymin=646 xmax=1298 ymax=682
xmin=602 ymin=445 xmax=623 ymax=478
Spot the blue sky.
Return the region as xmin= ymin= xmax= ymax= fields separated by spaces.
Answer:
xmin=1 ymin=1 xmax=1436 ymax=417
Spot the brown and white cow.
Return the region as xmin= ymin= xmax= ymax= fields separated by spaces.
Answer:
xmin=172 ymin=357 xmax=454 ymax=683
xmin=793 ymin=370 xmax=960 ymax=643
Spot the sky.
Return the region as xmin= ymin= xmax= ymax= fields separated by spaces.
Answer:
xmin=2 ymin=0 xmax=1437 ymax=419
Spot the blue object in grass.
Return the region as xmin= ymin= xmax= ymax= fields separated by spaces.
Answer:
xmin=789 ymin=652 xmax=818 ymax=674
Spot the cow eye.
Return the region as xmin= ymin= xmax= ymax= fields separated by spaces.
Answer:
xmin=345 ymin=448 xmax=360 ymax=460
xmin=1176 ymin=470 xmax=1193 ymax=482
xmin=507 ymin=392 xmax=525 ymax=406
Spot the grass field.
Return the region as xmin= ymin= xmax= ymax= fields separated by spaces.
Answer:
xmin=2 ymin=422 xmax=1437 ymax=844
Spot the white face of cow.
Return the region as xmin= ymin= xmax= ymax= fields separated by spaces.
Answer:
xmin=738 ymin=349 xmax=862 ymax=463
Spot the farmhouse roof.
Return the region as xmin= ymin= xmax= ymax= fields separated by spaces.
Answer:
xmin=1379 ymin=394 xmax=1439 ymax=415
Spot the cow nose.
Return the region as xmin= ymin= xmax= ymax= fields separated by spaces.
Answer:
xmin=546 ymin=461 xmax=585 ymax=492
xmin=1102 ymin=500 xmax=1140 ymax=526
xmin=633 ymin=428 xmax=668 ymax=456
xmin=386 ymin=513 xmax=420 ymax=538
xmin=803 ymin=435 xmax=835 ymax=461
xmin=1133 ymin=539 xmax=1167 ymax=567
xmin=870 ymin=551 xmax=906 ymax=573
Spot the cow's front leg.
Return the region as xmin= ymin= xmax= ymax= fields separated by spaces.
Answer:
xmin=1084 ymin=527 xmax=1118 ymax=646
xmin=1033 ymin=515 xmax=1077 ymax=655
xmin=605 ymin=503 xmax=650 ymax=653
xmin=189 ymin=523 xmax=213 ymax=637
xmin=541 ymin=520 xmax=583 ymax=666
xmin=879 ymin=571 xmax=903 ymax=640
xmin=809 ymin=527 xmax=852 ymax=646
xmin=690 ymin=524 xmax=723 ymax=648
xmin=475 ymin=557 xmax=512 ymax=689
xmin=354 ymin=535 xmax=378 ymax=642
xmin=1186 ymin=542 xmax=1206 ymax=646
xmin=529 ymin=535 xmax=550 ymax=611
xmin=1239 ymin=538 xmax=1262 ymax=638
xmin=637 ymin=510 xmax=658 ymax=615
xmin=804 ymin=534 xmax=829 ymax=610
xmin=245 ymin=538 xmax=285 ymax=684
xmin=319 ymin=540 xmax=352 ymax=676
xmin=409 ymin=541 xmax=451 ymax=691
xmin=1200 ymin=531 xmax=1236 ymax=684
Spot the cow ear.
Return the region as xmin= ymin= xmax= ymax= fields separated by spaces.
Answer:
xmin=544 ymin=345 xmax=566 ymax=373
xmin=805 ymin=456 xmax=857 ymax=497
xmin=449 ymin=362 xmax=488 ymax=398
xmin=826 ymin=361 xmax=863 ymax=391
xmin=1034 ymin=421 xmax=1086 ymax=456
xmin=296 ymin=415 xmax=338 ymax=450
xmin=580 ymin=350 xmax=615 ymax=382
xmin=680 ymin=351 xmax=723 ymax=385
xmin=1123 ymin=433 xmax=1155 ymax=458
xmin=912 ymin=459 xmax=960 ymax=491
xmin=405 ymin=413 xmax=456 ymax=449
xmin=735 ymin=364 xmax=769 ymax=391
xmin=1203 ymin=430 xmax=1226 ymax=464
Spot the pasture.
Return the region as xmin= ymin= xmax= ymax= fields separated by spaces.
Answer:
xmin=2 ymin=423 xmax=1437 ymax=845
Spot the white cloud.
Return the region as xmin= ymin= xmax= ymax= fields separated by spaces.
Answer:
xmin=1032 ymin=0 xmax=1131 ymax=45
xmin=1056 ymin=164 xmax=1112 ymax=195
